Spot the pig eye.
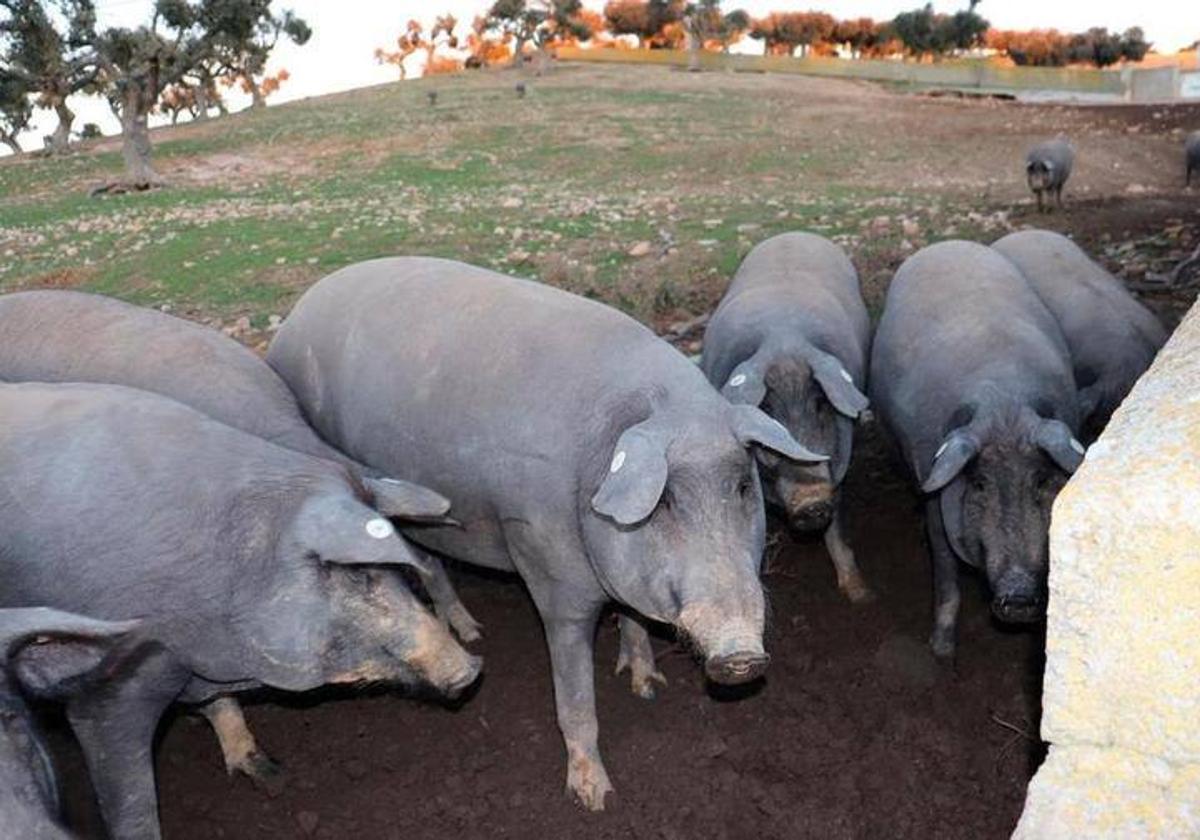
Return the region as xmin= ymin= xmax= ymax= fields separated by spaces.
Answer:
xmin=660 ymin=488 xmax=675 ymax=512
xmin=736 ymin=476 xmax=753 ymax=498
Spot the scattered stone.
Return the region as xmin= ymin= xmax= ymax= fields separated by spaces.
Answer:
xmin=627 ymin=241 xmax=653 ymax=258
xmin=500 ymin=196 xmax=523 ymax=209
xmin=297 ymin=811 xmax=320 ymax=835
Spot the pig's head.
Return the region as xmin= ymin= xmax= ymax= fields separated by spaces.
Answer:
xmin=923 ymin=405 xmax=1084 ymax=623
xmin=235 ymin=477 xmax=480 ymax=698
xmin=581 ymin=397 xmax=826 ymax=685
xmin=720 ymin=344 xmax=868 ymax=531
xmin=1026 ymin=160 xmax=1055 ymax=192
xmin=0 ymin=608 xmax=142 ymax=839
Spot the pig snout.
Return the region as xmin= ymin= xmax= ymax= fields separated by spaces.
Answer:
xmin=779 ymin=477 xmax=836 ymax=531
xmin=990 ymin=572 xmax=1045 ymax=624
xmin=677 ymin=601 xmax=769 ymax=686
xmin=406 ymin=617 xmax=483 ymax=697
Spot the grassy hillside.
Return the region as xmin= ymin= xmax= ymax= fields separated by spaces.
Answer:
xmin=1 ymin=63 xmax=1195 ymax=343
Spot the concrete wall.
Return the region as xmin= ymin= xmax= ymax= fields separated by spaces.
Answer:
xmin=1014 ymin=301 xmax=1200 ymax=838
xmin=559 ymin=48 xmax=1128 ymax=97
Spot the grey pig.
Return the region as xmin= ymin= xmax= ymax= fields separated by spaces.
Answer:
xmin=0 ymin=382 xmax=480 ymax=840
xmin=869 ymin=241 xmax=1085 ymax=657
xmin=0 ymin=289 xmax=480 ymax=782
xmin=0 ymin=608 xmax=141 ymax=840
xmin=701 ymin=232 xmax=873 ymax=602
xmin=992 ymin=229 xmax=1167 ymax=437
xmin=267 ymin=256 xmax=822 ymax=810
xmin=1026 ymin=137 xmax=1074 ymax=212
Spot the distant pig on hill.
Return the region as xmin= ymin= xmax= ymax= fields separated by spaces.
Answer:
xmin=702 ymin=232 xmax=873 ymax=602
xmin=0 ymin=382 xmax=480 ymax=840
xmin=268 ymin=257 xmax=824 ymax=810
xmin=1025 ymin=137 xmax=1074 ymax=212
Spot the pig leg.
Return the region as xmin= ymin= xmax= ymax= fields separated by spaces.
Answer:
xmin=66 ymin=649 xmax=190 ymax=840
xmin=411 ymin=549 xmax=483 ymax=642
xmin=615 ymin=614 xmax=666 ymax=699
xmin=926 ymin=500 xmax=960 ymax=658
xmin=200 ymin=697 xmax=283 ymax=789
xmin=1055 ymin=186 xmax=1064 ymax=210
xmin=824 ymin=506 xmax=874 ymax=603
xmin=1035 ymin=190 xmax=1044 ymax=213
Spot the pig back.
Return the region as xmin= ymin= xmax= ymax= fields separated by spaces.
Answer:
xmin=0 ymin=291 xmax=348 ymax=465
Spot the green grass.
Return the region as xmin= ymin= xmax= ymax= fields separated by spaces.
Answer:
xmin=0 ymin=63 xmax=1034 ymax=329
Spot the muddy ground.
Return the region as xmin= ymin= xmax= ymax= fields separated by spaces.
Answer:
xmin=27 ymin=70 xmax=1200 ymax=840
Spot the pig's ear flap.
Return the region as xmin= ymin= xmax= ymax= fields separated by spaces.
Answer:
xmin=1036 ymin=419 xmax=1086 ymax=474
xmin=1 ymin=608 xmax=141 ymax=698
xmin=293 ymin=495 xmax=434 ymax=576
xmin=363 ymin=477 xmax=453 ymax=522
xmin=922 ymin=429 xmax=980 ymax=493
xmin=809 ymin=352 xmax=869 ymax=419
xmin=591 ymin=423 xmax=669 ymax=526
xmin=730 ymin=404 xmax=827 ymax=463
xmin=720 ymin=355 xmax=768 ymax=406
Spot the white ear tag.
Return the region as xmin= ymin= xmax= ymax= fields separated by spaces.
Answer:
xmin=610 ymin=450 xmax=627 ymax=473
xmin=728 ymin=373 xmax=747 ymax=388
xmin=934 ymin=441 xmax=949 ymax=459
xmin=1070 ymin=438 xmax=1086 ymax=455
xmin=365 ymin=518 xmax=395 ymax=539
xmin=839 ymin=368 xmax=853 ymax=383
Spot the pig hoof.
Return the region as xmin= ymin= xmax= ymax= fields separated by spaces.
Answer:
xmin=239 ymin=751 xmax=285 ymax=795
xmin=841 ymin=578 xmax=877 ymax=605
xmin=615 ymin=648 xmax=667 ymax=700
xmin=443 ymin=602 xmax=483 ymax=643
xmin=929 ymin=633 xmax=956 ymax=660
xmin=567 ymin=756 xmax=614 ymax=812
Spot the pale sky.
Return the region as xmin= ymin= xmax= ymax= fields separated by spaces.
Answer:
xmin=13 ymin=0 xmax=1199 ymax=148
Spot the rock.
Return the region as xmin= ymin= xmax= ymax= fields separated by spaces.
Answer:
xmin=1015 ymin=302 xmax=1200 ymax=838
xmin=902 ymin=219 xmax=921 ymax=237
xmin=297 ymin=811 xmax=320 ymax=835
xmin=1125 ymin=183 xmax=1149 ymax=195
xmin=736 ymin=223 xmax=761 ymax=233
xmin=500 ymin=196 xmax=523 ymax=209
xmin=628 ymin=241 xmax=653 ymax=258
xmin=267 ymin=314 xmax=283 ymax=331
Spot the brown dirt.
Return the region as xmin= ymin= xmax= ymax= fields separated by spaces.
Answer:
xmin=51 ymin=420 xmax=1043 ymax=840
xmin=37 ymin=74 xmax=1200 ymax=840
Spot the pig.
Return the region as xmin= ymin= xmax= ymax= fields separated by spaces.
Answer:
xmin=992 ymin=230 xmax=1167 ymax=437
xmin=267 ymin=256 xmax=823 ymax=810
xmin=701 ymin=232 xmax=873 ymax=603
xmin=1187 ymin=130 xmax=1200 ymax=187
xmin=0 ymin=382 xmax=481 ymax=839
xmin=869 ymin=241 xmax=1085 ymax=657
xmin=0 ymin=608 xmax=141 ymax=840
xmin=0 ymin=289 xmax=480 ymax=781
xmin=1025 ymin=137 xmax=1074 ymax=212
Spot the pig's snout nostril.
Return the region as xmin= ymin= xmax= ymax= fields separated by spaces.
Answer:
xmin=443 ymin=655 xmax=483 ymax=698
xmin=991 ymin=594 xmax=1044 ymax=624
xmin=705 ymin=650 xmax=770 ymax=685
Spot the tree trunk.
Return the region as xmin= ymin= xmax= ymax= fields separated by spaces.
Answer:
xmin=215 ymin=97 xmax=229 ymax=117
xmin=120 ymin=98 xmax=159 ymax=188
xmin=194 ymin=85 xmax=211 ymax=121
xmin=510 ymin=37 xmax=526 ymax=67
xmin=2 ymin=135 xmax=21 ymax=155
xmin=247 ymin=77 xmax=266 ymax=109
xmin=687 ymin=28 xmax=702 ymax=71
xmin=48 ymin=101 xmax=74 ymax=155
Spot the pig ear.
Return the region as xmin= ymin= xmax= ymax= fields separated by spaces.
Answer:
xmin=808 ymin=352 xmax=869 ymax=419
xmin=729 ymin=404 xmax=827 ymax=463
xmin=293 ymin=495 xmax=433 ymax=576
xmin=1036 ymin=420 xmax=1086 ymax=474
xmin=363 ymin=477 xmax=453 ymax=522
xmin=923 ymin=429 xmax=980 ymax=493
xmin=720 ymin=355 xmax=767 ymax=406
xmin=591 ymin=423 xmax=669 ymax=526
xmin=0 ymin=608 xmax=141 ymax=697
